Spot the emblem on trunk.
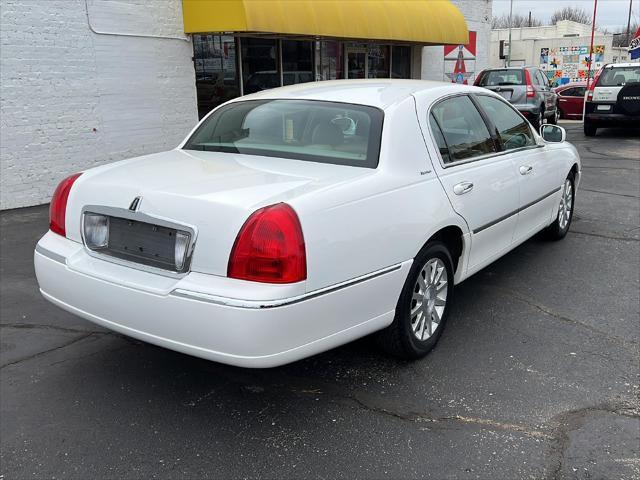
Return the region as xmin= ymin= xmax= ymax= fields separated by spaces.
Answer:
xmin=129 ymin=196 xmax=142 ymax=212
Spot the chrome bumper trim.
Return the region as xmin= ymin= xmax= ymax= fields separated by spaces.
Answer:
xmin=170 ymin=263 xmax=403 ymax=309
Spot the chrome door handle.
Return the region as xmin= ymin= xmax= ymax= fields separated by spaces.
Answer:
xmin=453 ymin=182 xmax=474 ymax=195
xmin=519 ymin=165 xmax=533 ymax=175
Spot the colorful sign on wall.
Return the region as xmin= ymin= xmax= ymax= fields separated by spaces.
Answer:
xmin=539 ymin=45 xmax=604 ymax=84
xmin=444 ymin=31 xmax=476 ymax=84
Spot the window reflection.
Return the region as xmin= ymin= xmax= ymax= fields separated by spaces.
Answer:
xmin=242 ymin=38 xmax=278 ymax=94
xmin=282 ymin=40 xmax=314 ymax=85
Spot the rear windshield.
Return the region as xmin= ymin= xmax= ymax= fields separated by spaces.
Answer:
xmin=183 ymin=99 xmax=384 ymax=168
xmin=477 ymin=69 xmax=524 ymax=87
xmin=597 ymin=66 xmax=640 ymax=86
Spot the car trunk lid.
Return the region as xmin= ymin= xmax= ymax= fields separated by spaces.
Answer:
xmin=66 ymin=149 xmax=373 ymax=277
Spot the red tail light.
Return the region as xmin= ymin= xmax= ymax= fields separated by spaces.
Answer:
xmin=586 ymin=68 xmax=602 ymax=101
xmin=228 ymin=203 xmax=306 ymax=284
xmin=49 ymin=173 xmax=82 ymax=237
xmin=524 ymin=70 xmax=535 ymax=98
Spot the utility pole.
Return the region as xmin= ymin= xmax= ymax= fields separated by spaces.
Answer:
xmin=626 ymin=0 xmax=633 ymax=46
xmin=586 ymin=0 xmax=598 ymax=93
xmin=507 ymin=0 xmax=513 ymax=67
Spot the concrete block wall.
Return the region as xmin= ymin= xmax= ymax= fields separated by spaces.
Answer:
xmin=0 ymin=0 xmax=198 ymax=209
xmin=420 ymin=0 xmax=493 ymax=83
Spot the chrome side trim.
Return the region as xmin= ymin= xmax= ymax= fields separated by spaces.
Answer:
xmin=35 ymin=244 xmax=67 ymax=265
xmin=473 ymin=186 xmax=561 ymax=234
xmin=171 ymin=264 xmax=403 ymax=309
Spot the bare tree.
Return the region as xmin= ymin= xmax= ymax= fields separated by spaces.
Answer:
xmin=612 ymin=22 xmax=640 ymax=47
xmin=550 ymin=7 xmax=591 ymax=25
xmin=492 ymin=12 xmax=543 ymax=29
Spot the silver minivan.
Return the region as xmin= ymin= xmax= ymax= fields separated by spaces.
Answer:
xmin=474 ymin=67 xmax=559 ymax=129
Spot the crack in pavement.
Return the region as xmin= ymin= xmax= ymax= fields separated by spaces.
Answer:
xmin=345 ymin=395 xmax=552 ymax=439
xmin=581 ymin=165 xmax=640 ymax=172
xmin=579 ymin=188 xmax=640 ymax=199
xmin=0 ymin=332 xmax=102 ymax=369
xmin=0 ymin=323 xmax=105 ymax=334
xmin=480 ymin=285 xmax=638 ymax=351
xmin=569 ymin=230 xmax=639 ymax=242
xmin=546 ymin=401 xmax=640 ymax=480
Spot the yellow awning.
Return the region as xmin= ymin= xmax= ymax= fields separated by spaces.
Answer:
xmin=182 ymin=0 xmax=469 ymax=45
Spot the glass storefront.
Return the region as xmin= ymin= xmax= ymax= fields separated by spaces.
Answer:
xmin=282 ymin=40 xmax=314 ymax=86
xmin=241 ymin=38 xmax=278 ymax=95
xmin=193 ymin=35 xmax=240 ymax=119
xmin=192 ymin=35 xmax=413 ymax=117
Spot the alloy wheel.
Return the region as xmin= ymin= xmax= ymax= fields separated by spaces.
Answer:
xmin=558 ymin=178 xmax=573 ymax=230
xmin=410 ymin=258 xmax=448 ymax=341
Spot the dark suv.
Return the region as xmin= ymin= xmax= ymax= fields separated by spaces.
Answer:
xmin=474 ymin=67 xmax=559 ymax=130
xmin=583 ymin=63 xmax=640 ymax=136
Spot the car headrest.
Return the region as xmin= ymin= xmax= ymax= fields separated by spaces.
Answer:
xmin=311 ymin=122 xmax=343 ymax=146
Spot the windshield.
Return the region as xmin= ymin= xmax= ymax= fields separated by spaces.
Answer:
xmin=477 ymin=69 xmax=524 ymax=87
xmin=183 ymin=99 xmax=384 ymax=168
xmin=597 ymin=66 xmax=640 ymax=86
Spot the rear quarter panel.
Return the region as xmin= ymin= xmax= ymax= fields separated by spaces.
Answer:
xmin=292 ymin=97 xmax=466 ymax=292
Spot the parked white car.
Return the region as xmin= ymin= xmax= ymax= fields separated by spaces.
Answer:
xmin=34 ymin=80 xmax=581 ymax=368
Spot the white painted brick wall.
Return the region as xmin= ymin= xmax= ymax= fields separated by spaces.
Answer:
xmin=0 ymin=0 xmax=198 ymax=209
xmin=421 ymin=0 xmax=493 ymax=83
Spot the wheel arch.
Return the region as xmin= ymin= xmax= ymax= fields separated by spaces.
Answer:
xmin=422 ymin=225 xmax=465 ymax=275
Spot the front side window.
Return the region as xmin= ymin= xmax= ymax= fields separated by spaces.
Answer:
xmin=475 ymin=95 xmax=535 ymax=151
xmin=183 ymin=100 xmax=383 ymax=168
xmin=430 ymin=96 xmax=496 ymax=162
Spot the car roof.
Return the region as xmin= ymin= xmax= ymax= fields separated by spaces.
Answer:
xmin=603 ymin=62 xmax=640 ymax=68
xmin=229 ymin=79 xmax=480 ymax=110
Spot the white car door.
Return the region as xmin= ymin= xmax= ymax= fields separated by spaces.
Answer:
xmin=425 ymin=94 xmax=520 ymax=272
xmin=474 ymin=95 xmax=561 ymax=243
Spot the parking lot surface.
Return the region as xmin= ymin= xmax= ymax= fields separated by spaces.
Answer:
xmin=1 ymin=123 xmax=638 ymax=479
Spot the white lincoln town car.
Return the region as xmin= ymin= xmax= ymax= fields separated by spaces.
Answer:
xmin=35 ymin=80 xmax=581 ymax=368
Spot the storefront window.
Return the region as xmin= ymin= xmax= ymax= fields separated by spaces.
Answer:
xmin=319 ymin=41 xmax=343 ymax=80
xmin=367 ymin=45 xmax=390 ymax=78
xmin=242 ymin=38 xmax=278 ymax=94
xmin=392 ymin=46 xmax=412 ymax=79
xmin=193 ymin=35 xmax=239 ymax=119
xmin=282 ymin=40 xmax=314 ymax=85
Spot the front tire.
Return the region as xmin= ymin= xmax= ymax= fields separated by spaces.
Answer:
xmin=376 ymin=242 xmax=454 ymax=359
xmin=545 ymin=173 xmax=575 ymax=240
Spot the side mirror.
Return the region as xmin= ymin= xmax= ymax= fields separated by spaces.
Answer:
xmin=540 ymin=124 xmax=566 ymax=143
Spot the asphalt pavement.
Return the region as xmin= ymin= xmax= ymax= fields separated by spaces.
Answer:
xmin=1 ymin=123 xmax=638 ymax=479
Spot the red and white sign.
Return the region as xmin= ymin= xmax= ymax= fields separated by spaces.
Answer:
xmin=444 ymin=31 xmax=477 ymax=85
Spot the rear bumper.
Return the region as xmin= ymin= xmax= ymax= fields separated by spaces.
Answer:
xmin=513 ymin=104 xmax=540 ymax=116
xmin=584 ymin=113 xmax=639 ymax=124
xmin=34 ymin=232 xmax=408 ymax=368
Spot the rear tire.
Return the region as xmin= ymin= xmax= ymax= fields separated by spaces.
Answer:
xmin=545 ymin=172 xmax=575 ymax=240
xmin=376 ymin=242 xmax=454 ymax=359
xmin=584 ymin=121 xmax=597 ymax=137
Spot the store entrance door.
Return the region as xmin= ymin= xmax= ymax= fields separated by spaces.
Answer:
xmin=345 ymin=47 xmax=367 ymax=79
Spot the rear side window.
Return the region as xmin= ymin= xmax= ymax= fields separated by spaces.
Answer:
xmin=430 ymin=96 xmax=496 ymax=163
xmin=475 ymin=96 xmax=536 ymax=151
xmin=476 ymin=70 xmax=524 ymax=87
xmin=597 ymin=67 xmax=640 ymax=86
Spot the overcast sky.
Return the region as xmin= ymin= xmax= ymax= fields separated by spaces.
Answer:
xmin=493 ymin=0 xmax=639 ymax=31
